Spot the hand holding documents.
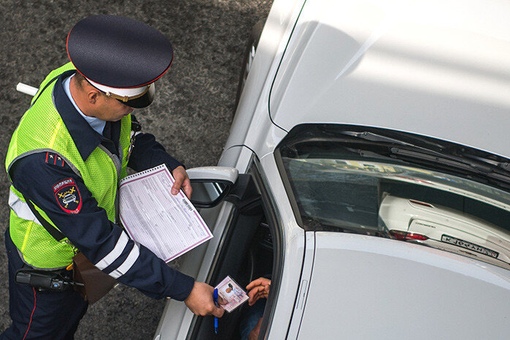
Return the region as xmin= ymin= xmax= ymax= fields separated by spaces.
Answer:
xmin=215 ymin=276 xmax=249 ymax=312
xmin=119 ymin=164 xmax=213 ymax=263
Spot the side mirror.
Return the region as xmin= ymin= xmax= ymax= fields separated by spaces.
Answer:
xmin=187 ymin=167 xmax=239 ymax=208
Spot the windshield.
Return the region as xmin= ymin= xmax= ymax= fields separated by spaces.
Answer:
xmin=276 ymin=124 xmax=510 ymax=269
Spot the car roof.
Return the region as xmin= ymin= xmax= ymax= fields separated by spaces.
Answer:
xmin=269 ymin=0 xmax=510 ymax=158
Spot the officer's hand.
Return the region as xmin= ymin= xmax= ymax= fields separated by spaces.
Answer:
xmin=184 ymin=282 xmax=225 ymax=318
xmin=171 ymin=165 xmax=192 ymax=199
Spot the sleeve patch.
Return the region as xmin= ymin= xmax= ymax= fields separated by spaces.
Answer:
xmin=53 ymin=178 xmax=82 ymax=214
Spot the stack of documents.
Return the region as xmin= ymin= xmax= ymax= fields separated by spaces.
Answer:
xmin=119 ymin=164 xmax=213 ymax=262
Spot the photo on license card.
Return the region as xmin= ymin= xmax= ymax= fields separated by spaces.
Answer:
xmin=215 ymin=276 xmax=248 ymax=312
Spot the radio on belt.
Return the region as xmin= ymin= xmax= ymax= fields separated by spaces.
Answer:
xmin=15 ymin=269 xmax=83 ymax=291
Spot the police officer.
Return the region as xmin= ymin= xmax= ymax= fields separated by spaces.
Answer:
xmin=1 ymin=15 xmax=224 ymax=339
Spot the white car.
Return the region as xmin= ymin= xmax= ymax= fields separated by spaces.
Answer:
xmin=154 ymin=0 xmax=510 ymax=339
xmin=379 ymin=194 xmax=510 ymax=269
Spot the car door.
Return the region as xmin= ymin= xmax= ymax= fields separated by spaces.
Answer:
xmin=155 ymin=162 xmax=286 ymax=340
xmin=190 ymin=169 xmax=268 ymax=340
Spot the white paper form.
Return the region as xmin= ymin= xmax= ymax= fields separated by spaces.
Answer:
xmin=119 ymin=164 xmax=212 ymax=263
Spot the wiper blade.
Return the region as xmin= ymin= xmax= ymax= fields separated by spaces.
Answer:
xmin=390 ymin=147 xmax=491 ymax=173
xmin=341 ymin=131 xmax=415 ymax=147
xmin=339 ymin=128 xmax=510 ymax=188
xmin=391 ymin=147 xmax=510 ymax=188
xmin=342 ymin=129 xmax=509 ymax=173
xmin=462 ymin=154 xmax=510 ymax=172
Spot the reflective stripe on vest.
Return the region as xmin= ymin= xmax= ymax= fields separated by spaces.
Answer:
xmin=8 ymin=190 xmax=39 ymax=225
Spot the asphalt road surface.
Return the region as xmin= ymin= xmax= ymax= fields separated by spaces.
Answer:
xmin=0 ymin=0 xmax=273 ymax=338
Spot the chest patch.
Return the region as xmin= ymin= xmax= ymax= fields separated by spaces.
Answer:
xmin=53 ymin=178 xmax=82 ymax=214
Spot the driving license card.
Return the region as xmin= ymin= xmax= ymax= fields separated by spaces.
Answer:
xmin=215 ymin=276 xmax=249 ymax=312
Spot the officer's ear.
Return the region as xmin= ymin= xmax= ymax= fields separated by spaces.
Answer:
xmin=76 ymin=76 xmax=101 ymax=105
xmin=87 ymin=88 xmax=101 ymax=104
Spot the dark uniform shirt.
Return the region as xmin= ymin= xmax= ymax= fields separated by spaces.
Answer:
xmin=9 ymin=72 xmax=194 ymax=300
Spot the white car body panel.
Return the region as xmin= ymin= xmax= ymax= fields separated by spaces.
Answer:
xmin=296 ymin=233 xmax=510 ymax=339
xmin=155 ymin=0 xmax=510 ymax=338
xmin=219 ymin=0 xmax=305 ymax=167
xmin=256 ymin=153 xmax=307 ymax=339
xmin=269 ymin=0 xmax=510 ymax=158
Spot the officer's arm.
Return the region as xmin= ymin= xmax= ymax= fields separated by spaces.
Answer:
xmin=128 ymin=131 xmax=192 ymax=198
xmin=128 ymin=132 xmax=184 ymax=171
xmin=10 ymin=152 xmax=195 ymax=300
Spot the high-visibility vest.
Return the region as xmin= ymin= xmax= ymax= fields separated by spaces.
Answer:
xmin=5 ymin=63 xmax=133 ymax=269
